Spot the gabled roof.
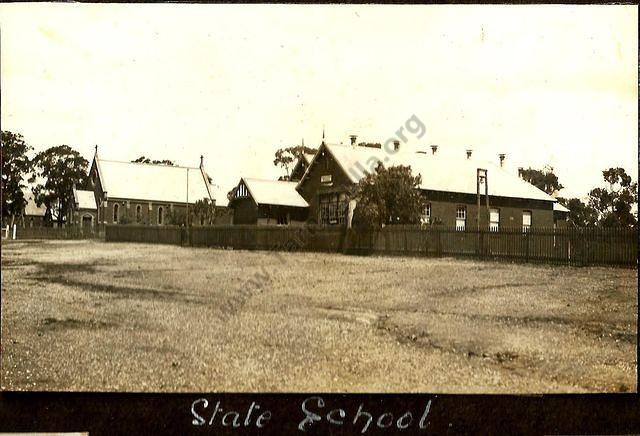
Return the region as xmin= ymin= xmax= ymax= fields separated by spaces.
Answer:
xmin=235 ymin=178 xmax=309 ymax=208
xmin=94 ymin=157 xmax=213 ymax=204
xmin=553 ymin=202 xmax=570 ymax=213
xmin=300 ymin=143 xmax=559 ymax=204
xmin=73 ymin=188 xmax=97 ymax=210
xmin=23 ymin=192 xmax=46 ymax=216
xmin=302 ymin=153 xmax=315 ymax=164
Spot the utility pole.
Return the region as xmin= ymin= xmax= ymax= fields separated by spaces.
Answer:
xmin=477 ymin=168 xmax=489 ymax=256
xmin=186 ymin=167 xmax=189 ymax=244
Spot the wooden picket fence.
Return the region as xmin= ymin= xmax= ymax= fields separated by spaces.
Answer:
xmin=104 ymin=224 xmax=637 ymax=267
xmin=8 ymin=224 xmax=105 ymax=240
xmin=346 ymin=225 xmax=637 ymax=267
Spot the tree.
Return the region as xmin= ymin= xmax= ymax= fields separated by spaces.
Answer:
xmin=132 ymin=156 xmax=175 ymax=166
xmin=191 ymin=197 xmax=217 ymax=225
xmin=557 ymin=197 xmax=598 ymax=227
xmin=273 ymin=145 xmax=317 ymax=179
xmin=1 ymin=131 xmax=33 ymax=226
xmin=353 ymin=163 xmax=426 ymax=229
xmin=31 ymin=145 xmax=90 ymax=226
xmin=520 ymin=165 xmax=564 ymax=195
xmin=587 ymin=167 xmax=637 ymax=227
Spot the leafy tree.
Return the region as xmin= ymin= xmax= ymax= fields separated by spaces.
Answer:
xmin=587 ymin=167 xmax=637 ymax=227
xmin=557 ymin=197 xmax=598 ymax=227
xmin=166 ymin=208 xmax=187 ymax=226
xmin=165 ymin=198 xmax=218 ymax=226
xmin=132 ymin=156 xmax=175 ymax=166
xmin=273 ymin=145 xmax=317 ymax=179
xmin=191 ymin=197 xmax=217 ymax=225
xmin=520 ymin=165 xmax=564 ymax=195
xmin=30 ymin=145 xmax=90 ymax=226
xmin=1 ymin=131 xmax=33 ymax=226
xmin=353 ymin=163 xmax=426 ymax=229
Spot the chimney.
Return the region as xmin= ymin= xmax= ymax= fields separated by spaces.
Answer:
xmin=431 ymin=145 xmax=438 ymax=155
xmin=466 ymin=149 xmax=472 ymax=160
xmin=393 ymin=140 xmax=400 ymax=151
xmin=200 ymin=155 xmax=204 ymax=168
xmin=499 ymin=153 xmax=506 ymax=167
xmin=350 ymin=135 xmax=357 ymax=146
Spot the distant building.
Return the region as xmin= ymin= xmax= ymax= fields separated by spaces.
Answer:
xmin=294 ymin=140 xmax=569 ymax=230
xmin=553 ymin=202 xmax=570 ymax=228
xmin=89 ymin=151 xmax=219 ymax=226
xmin=229 ymin=177 xmax=309 ymax=225
xmin=22 ymin=193 xmax=47 ymax=228
xmin=68 ymin=186 xmax=98 ymax=228
xmin=289 ymin=153 xmax=316 ymax=182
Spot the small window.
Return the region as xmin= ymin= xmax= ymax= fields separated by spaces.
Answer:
xmin=136 ymin=205 xmax=142 ymax=223
xmin=158 ymin=206 xmax=164 ymax=225
xmin=320 ymin=175 xmax=332 ymax=184
xmin=113 ymin=203 xmax=119 ymax=223
xmin=489 ymin=208 xmax=500 ymax=232
xmin=522 ymin=210 xmax=532 ymax=232
xmin=422 ymin=203 xmax=431 ymax=224
xmin=456 ymin=206 xmax=466 ymax=231
xmin=277 ymin=209 xmax=289 ymax=225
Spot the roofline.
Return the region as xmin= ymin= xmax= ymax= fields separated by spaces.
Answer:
xmin=104 ymin=196 xmax=211 ymax=205
xmin=96 ymin=157 xmax=202 ymax=171
xmin=296 ymin=143 xmax=356 ymax=190
xmin=228 ymin=177 xmax=259 ymax=207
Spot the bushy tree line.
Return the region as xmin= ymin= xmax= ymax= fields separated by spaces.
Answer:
xmin=2 ymin=131 xmax=90 ymax=226
xmin=521 ymin=166 xmax=637 ymax=227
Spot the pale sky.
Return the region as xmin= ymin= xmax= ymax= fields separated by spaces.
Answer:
xmin=1 ymin=4 xmax=637 ymax=201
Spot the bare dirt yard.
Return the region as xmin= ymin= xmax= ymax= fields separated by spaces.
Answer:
xmin=1 ymin=239 xmax=636 ymax=393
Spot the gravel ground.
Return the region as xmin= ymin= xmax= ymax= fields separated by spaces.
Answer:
xmin=1 ymin=239 xmax=636 ymax=393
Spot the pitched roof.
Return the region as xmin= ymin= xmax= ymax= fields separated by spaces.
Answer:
xmin=240 ymin=178 xmax=309 ymax=208
xmin=95 ymin=158 xmax=212 ymax=204
xmin=73 ymin=188 xmax=97 ymax=210
xmin=23 ymin=194 xmax=46 ymax=216
xmin=304 ymin=143 xmax=558 ymax=203
xmin=553 ymin=202 xmax=570 ymax=213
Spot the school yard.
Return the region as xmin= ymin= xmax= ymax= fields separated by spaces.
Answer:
xmin=1 ymin=239 xmax=636 ymax=393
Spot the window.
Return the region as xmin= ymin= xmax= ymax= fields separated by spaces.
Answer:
xmin=319 ymin=193 xmax=348 ymax=226
xmin=489 ymin=208 xmax=500 ymax=232
xmin=136 ymin=205 xmax=142 ymax=223
xmin=277 ymin=209 xmax=289 ymax=225
xmin=455 ymin=206 xmax=466 ymax=231
xmin=421 ymin=203 xmax=431 ymax=224
xmin=522 ymin=210 xmax=532 ymax=232
xmin=113 ymin=203 xmax=119 ymax=223
xmin=320 ymin=175 xmax=332 ymax=185
xmin=158 ymin=207 xmax=164 ymax=225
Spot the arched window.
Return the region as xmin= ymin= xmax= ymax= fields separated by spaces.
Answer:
xmin=158 ymin=207 xmax=164 ymax=225
xmin=136 ymin=205 xmax=142 ymax=223
xmin=113 ymin=203 xmax=119 ymax=223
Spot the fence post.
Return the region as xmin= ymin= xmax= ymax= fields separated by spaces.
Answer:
xmin=12 ymin=224 xmax=17 ymax=240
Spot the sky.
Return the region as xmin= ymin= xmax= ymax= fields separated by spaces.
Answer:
xmin=0 ymin=4 xmax=637 ymax=201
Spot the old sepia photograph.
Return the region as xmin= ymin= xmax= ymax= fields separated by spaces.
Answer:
xmin=1 ymin=4 xmax=637 ymax=394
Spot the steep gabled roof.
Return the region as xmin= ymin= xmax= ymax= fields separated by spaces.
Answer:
xmin=23 ymin=194 xmax=46 ymax=217
xmin=73 ymin=188 xmax=97 ymax=210
xmin=300 ymin=143 xmax=559 ymax=204
xmin=94 ymin=157 xmax=213 ymax=204
xmin=235 ymin=178 xmax=309 ymax=208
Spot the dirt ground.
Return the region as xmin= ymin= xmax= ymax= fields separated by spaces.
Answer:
xmin=1 ymin=239 xmax=636 ymax=393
